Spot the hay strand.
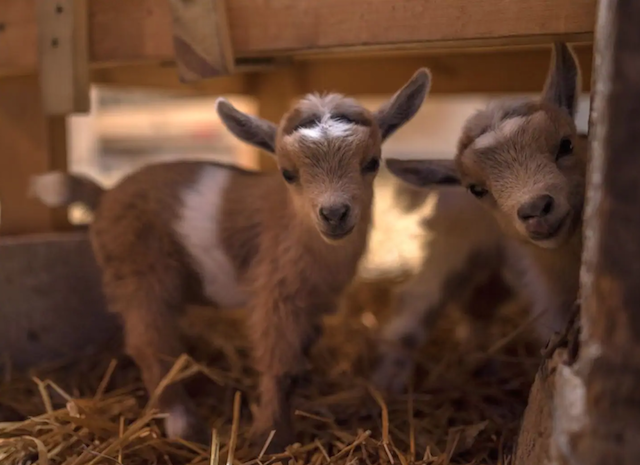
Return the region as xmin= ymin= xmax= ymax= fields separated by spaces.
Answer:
xmin=257 ymin=430 xmax=276 ymax=461
xmin=226 ymin=391 xmax=242 ymax=465
xmin=211 ymin=429 xmax=221 ymax=465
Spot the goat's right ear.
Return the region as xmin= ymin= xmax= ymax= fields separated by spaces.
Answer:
xmin=385 ymin=158 xmax=461 ymax=187
xmin=375 ymin=68 xmax=431 ymax=141
xmin=541 ymin=42 xmax=581 ymax=117
xmin=216 ymin=98 xmax=277 ymax=154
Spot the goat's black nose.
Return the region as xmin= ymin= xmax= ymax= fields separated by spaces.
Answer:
xmin=517 ymin=194 xmax=555 ymax=221
xmin=319 ymin=204 xmax=350 ymax=225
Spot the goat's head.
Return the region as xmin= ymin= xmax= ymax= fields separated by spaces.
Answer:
xmin=385 ymin=43 xmax=586 ymax=249
xmin=216 ymin=69 xmax=431 ymax=242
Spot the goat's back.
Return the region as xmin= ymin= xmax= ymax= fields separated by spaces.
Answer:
xmin=358 ymin=164 xmax=503 ymax=281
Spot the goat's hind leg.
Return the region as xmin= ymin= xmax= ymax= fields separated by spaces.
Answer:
xmin=371 ymin=282 xmax=445 ymax=394
xmin=105 ymin=278 xmax=209 ymax=444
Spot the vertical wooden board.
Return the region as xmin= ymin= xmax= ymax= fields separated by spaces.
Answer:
xmin=251 ymin=68 xmax=302 ymax=171
xmin=561 ymin=0 xmax=640 ymax=463
xmin=36 ymin=0 xmax=89 ymax=115
xmin=168 ymin=0 xmax=235 ymax=82
xmin=0 ymin=76 xmax=69 ymax=235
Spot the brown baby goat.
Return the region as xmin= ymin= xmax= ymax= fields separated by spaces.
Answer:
xmin=30 ymin=69 xmax=431 ymax=450
xmin=384 ymin=43 xmax=586 ymax=344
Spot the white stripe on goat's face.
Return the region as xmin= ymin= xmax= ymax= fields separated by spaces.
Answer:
xmin=472 ymin=115 xmax=530 ymax=150
xmin=296 ymin=114 xmax=355 ymax=140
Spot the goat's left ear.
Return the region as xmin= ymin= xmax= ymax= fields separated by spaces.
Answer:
xmin=385 ymin=158 xmax=460 ymax=187
xmin=541 ymin=42 xmax=582 ymax=117
xmin=216 ymin=98 xmax=277 ymax=154
xmin=375 ymin=68 xmax=431 ymax=141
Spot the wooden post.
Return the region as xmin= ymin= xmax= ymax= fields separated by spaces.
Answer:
xmin=0 ymin=77 xmax=70 ymax=235
xmin=516 ymin=1 xmax=640 ymax=463
xmin=251 ymin=67 xmax=302 ymax=171
xmin=567 ymin=0 xmax=640 ymax=462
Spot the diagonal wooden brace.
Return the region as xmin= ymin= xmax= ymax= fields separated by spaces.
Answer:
xmin=167 ymin=0 xmax=235 ymax=82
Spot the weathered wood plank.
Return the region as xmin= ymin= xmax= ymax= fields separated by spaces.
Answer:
xmin=36 ymin=0 xmax=90 ymax=115
xmin=516 ymin=0 xmax=640 ymax=463
xmin=567 ymin=0 xmax=640 ymax=462
xmin=92 ymin=65 xmax=249 ymax=94
xmin=301 ymin=45 xmax=594 ymax=95
xmin=167 ymin=0 xmax=235 ymax=82
xmin=0 ymin=0 xmax=596 ymax=75
xmin=0 ymin=77 xmax=71 ymax=234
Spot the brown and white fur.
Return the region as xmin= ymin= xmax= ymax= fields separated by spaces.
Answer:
xmin=383 ymin=43 xmax=586 ymax=358
xmin=29 ymin=69 xmax=431 ymax=451
xmin=343 ymin=164 xmax=517 ymax=393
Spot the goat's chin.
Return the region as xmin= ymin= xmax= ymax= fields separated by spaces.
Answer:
xmin=318 ymin=224 xmax=356 ymax=244
xmin=524 ymin=213 xmax=575 ymax=249
xmin=528 ymin=235 xmax=568 ymax=249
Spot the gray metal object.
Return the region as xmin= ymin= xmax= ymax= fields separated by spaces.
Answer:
xmin=0 ymin=232 xmax=118 ymax=371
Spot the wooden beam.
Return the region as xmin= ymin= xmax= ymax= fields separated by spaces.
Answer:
xmin=92 ymin=65 xmax=249 ymax=95
xmin=0 ymin=77 xmax=70 ymax=235
xmin=300 ymin=44 xmax=594 ymax=95
xmin=91 ymin=45 xmax=594 ymax=96
xmin=36 ymin=0 xmax=90 ymax=115
xmin=0 ymin=0 xmax=596 ymax=76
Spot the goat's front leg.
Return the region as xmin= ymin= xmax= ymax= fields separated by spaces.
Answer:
xmin=456 ymin=269 xmax=513 ymax=353
xmin=371 ymin=284 xmax=445 ymax=394
xmin=247 ymin=291 xmax=321 ymax=453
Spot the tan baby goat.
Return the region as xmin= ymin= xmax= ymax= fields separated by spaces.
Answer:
xmin=383 ymin=43 xmax=586 ymax=363
xmin=31 ymin=69 xmax=431 ymax=450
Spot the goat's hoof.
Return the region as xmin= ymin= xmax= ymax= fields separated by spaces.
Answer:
xmin=370 ymin=356 xmax=412 ymax=395
xmin=164 ymin=404 xmax=210 ymax=445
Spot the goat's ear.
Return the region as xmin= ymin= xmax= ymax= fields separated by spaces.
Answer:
xmin=375 ymin=68 xmax=431 ymax=141
xmin=385 ymin=158 xmax=461 ymax=187
xmin=216 ymin=98 xmax=277 ymax=154
xmin=541 ymin=42 xmax=581 ymax=117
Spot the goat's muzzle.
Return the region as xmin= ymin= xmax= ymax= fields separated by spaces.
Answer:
xmin=318 ymin=202 xmax=356 ymax=241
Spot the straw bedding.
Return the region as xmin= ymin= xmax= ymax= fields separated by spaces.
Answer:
xmin=0 ymin=296 xmax=540 ymax=465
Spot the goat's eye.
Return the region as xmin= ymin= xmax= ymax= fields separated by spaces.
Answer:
xmin=556 ymin=137 xmax=573 ymax=160
xmin=281 ymin=169 xmax=297 ymax=184
xmin=362 ymin=157 xmax=380 ymax=174
xmin=333 ymin=114 xmax=357 ymax=124
xmin=468 ymin=184 xmax=489 ymax=198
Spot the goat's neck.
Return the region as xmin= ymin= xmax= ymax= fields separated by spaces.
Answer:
xmin=286 ymin=203 xmax=371 ymax=295
xmin=523 ymin=225 xmax=583 ymax=303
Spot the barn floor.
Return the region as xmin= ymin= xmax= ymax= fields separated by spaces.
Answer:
xmin=0 ymin=298 xmax=541 ymax=465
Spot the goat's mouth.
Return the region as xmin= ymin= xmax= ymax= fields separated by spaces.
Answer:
xmin=527 ymin=213 xmax=569 ymax=243
xmin=320 ymin=224 xmax=356 ymax=241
